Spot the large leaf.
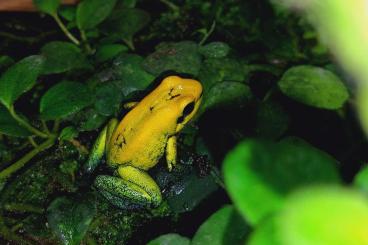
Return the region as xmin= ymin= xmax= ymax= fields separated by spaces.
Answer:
xmin=76 ymin=0 xmax=117 ymax=30
xmin=199 ymin=42 xmax=230 ymax=58
xmin=0 ymin=55 xmax=44 ymax=108
xmin=277 ymin=187 xmax=368 ymax=245
xmin=94 ymin=44 xmax=128 ymax=63
xmin=142 ymin=41 xmax=202 ymax=76
xmin=0 ymin=105 xmax=31 ymax=137
xmin=223 ymin=138 xmax=340 ymax=225
xmin=33 ymin=0 xmax=60 ymax=15
xmin=192 ymin=205 xmax=248 ymax=245
xmin=47 ymin=195 xmax=96 ymax=245
xmin=94 ymin=82 xmax=122 ymax=116
xmin=101 ymin=8 xmax=150 ymax=42
xmin=278 ymin=65 xmax=349 ymax=109
xmin=40 ymin=81 xmax=93 ymax=120
xmin=147 ymin=234 xmax=190 ymax=245
xmin=41 ymin=41 xmax=90 ymax=74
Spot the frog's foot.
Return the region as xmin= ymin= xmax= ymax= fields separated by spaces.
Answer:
xmin=94 ymin=166 xmax=162 ymax=208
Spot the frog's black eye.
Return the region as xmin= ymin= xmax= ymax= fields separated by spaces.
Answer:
xmin=177 ymin=102 xmax=195 ymax=124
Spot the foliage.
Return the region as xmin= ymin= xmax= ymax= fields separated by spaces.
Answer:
xmin=0 ymin=0 xmax=366 ymax=244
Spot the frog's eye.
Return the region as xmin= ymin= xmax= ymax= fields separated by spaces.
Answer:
xmin=177 ymin=102 xmax=195 ymax=124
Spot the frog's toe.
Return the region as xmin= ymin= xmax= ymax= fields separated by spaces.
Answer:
xmin=94 ymin=175 xmax=161 ymax=208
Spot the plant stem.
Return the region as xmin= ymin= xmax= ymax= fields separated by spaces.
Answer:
xmin=41 ymin=120 xmax=50 ymax=135
xmin=28 ymin=137 xmax=38 ymax=148
xmin=4 ymin=203 xmax=44 ymax=214
xmin=8 ymin=106 xmax=48 ymax=138
xmin=80 ymin=30 xmax=93 ymax=54
xmin=0 ymin=137 xmax=56 ymax=180
xmin=160 ymin=0 xmax=180 ymax=12
xmin=122 ymin=38 xmax=135 ymax=51
xmin=199 ymin=21 xmax=216 ymax=46
xmin=52 ymin=14 xmax=80 ymax=45
xmin=0 ymin=215 xmax=29 ymax=244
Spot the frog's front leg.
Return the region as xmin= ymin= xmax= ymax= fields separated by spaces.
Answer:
xmin=94 ymin=166 xmax=162 ymax=208
xmin=84 ymin=118 xmax=119 ymax=173
xmin=166 ymin=136 xmax=177 ymax=172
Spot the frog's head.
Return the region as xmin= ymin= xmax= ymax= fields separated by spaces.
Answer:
xmin=160 ymin=76 xmax=203 ymax=132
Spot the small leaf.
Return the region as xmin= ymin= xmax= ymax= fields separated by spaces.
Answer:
xmin=76 ymin=0 xmax=117 ymax=30
xmin=47 ymin=195 xmax=96 ymax=245
xmin=59 ymin=5 xmax=76 ymax=21
xmin=223 ymin=138 xmax=340 ymax=225
xmin=278 ymin=187 xmax=368 ymax=245
xmin=78 ymin=108 xmax=108 ymax=131
xmin=201 ymin=81 xmax=252 ymax=113
xmin=0 ymin=105 xmax=31 ymax=137
xmin=41 ymin=41 xmax=90 ymax=74
xmin=147 ymin=233 xmax=190 ymax=245
xmin=278 ymin=65 xmax=349 ymax=109
xmin=192 ymin=205 xmax=249 ymax=245
xmin=101 ymin=8 xmax=150 ymax=42
xmin=142 ymin=41 xmax=202 ymax=76
xmin=33 ymin=0 xmax=60 ymax=15
xmin=40 ymin=81 xmax=93 ymax=120
xmin=59 ymin=126 xmax=79 ymax=141
xmin=0 ymin=55 xmax=44 ymax=108
xmin=94 ymin=82 xmax=122 ymax=116
xmin=199 ymin=42 xmax=230 ymax=58
xmin=354 ymin=164 xmax=368 ymax=193
xmin=95 ymin=44 xmax=128 ymax=63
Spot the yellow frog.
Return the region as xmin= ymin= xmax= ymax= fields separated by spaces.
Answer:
xmin=84 ymin=76 xmax=202 ymax=208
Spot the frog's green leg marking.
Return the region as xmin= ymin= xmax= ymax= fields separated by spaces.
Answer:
xmin=95 ymin=166 xmax=162 ymax=207
xmin=166 ymin=136 xmax=177 ymax=172
xmin=123 ymin=101 xmax=139 ymax=110
xmin=84 ymin=119 xmax=118 ymax=173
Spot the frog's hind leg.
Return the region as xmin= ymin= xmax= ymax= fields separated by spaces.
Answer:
xmin=94 ymin=166 xmax=162 ymax=208
xmin=84 ymin=118 xmax=119 ymax=173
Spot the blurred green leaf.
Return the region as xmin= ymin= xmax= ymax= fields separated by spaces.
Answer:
xmin=41 ymin=41 xmax=90 ymax=74
xmin=147 ymin=233 xmax=190 ymax=245
xmin=201 ymin=81 xmax=252 ymax=113
xmin=101 ymin=8 xmax=150 ymax=44
xmin=47 ymin=195 xmax=96 ymax=245
xmin=192 ymin=205 xmax=248 ymax=245
xmin=76 ymin=0 xmax=117 ymax=30
xmin=33 ymin=0 xmax=60 ymax=15
xmin=142 ymin=41 xmax=202 ymax=76
xmin=247 ymin=216 xmax=280 ymax=245
xmin=0 ymin=105 xmax=31 ymax=137
xmin=278 ymin=65 xmax=349 ymax=110
xmin=0 ymin=55 xmax=14 ymax=71
xmin=59 ymin=126 xmax=79 ymax=141
xmin=223 ymin=138 xmax=340 ymax=225
xmin=59 ymin=5 xmax=76 ymax=21
xmin=256 ymin=101 xmax=289 ymax=139
xmin=94 ymin=82 xmax=122 ymax=116
xmin=40 ymin=81 xmax=93 ymax=120
xmin=354 ymin=165 xmax=368 ymax=194
xmin=199 ymin=42 xmax=230 ymax=58
xmin=278 ymin=187 xmax=368 ymax=245
xmin=95 ymin=44 xmax=128 ymax=63
xmin=0 ymin=55 xmax=44 ymax=108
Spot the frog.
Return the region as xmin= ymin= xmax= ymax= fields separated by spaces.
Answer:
xmin=84 ymin=76 xmax=203 ymax=208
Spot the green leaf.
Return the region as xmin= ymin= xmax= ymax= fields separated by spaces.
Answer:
xmin=201 ymin=81 xmax=252 ymax=113
xmin=111 ymin=54 xmax=155 ymax=94
xmin=142 ymin=41 xmax=202 ymax=76
xmin=199 ymin=42 xmax=231 ymax=58
xmin=76 ymin=0 xmax=117 ymax=30
xmin=278 ymin=187 xmax=368 ymax=245
xmin=256 ymin=101 xmax=290 ymax=139
xmin=198 ymin=57 xmax=245 ymax=93
xmin=0 ymin=105 xmax=31 ymax=137
xmin=101 ymin=8 xmax=150 ymax=42
xmin=94 ymin=82 xmax=122 ymax=116
xmin=223 ymin=138 xmax=340 ymax=225
xmin=247 ymin=216 xmax=280 ymax=245
xmin=78 ymin=108 xmax=108 ymax=131
xmin=40 ymin=81 xmax=93 ymax=120
xmin=95 ymin=44 xmax=128 ymax=63
xmin=33 ymin=0 xmax=60 ymax=15
xmin=0 ymin=55 xmax=14 ymax=71
xmin=278 ymin=65 xmax=349 ymax=109
xmin=147 ymin=233 xmax=190 ymax=245
xmin=59 ymin=5 xmax=76 ymax=21
xmin=0 ymin=55 xmax=44 ymax=108
xmin=192 ymin=205 xmax=249 ymax=245
xmin=59 ymin=126 xmax=79 ymax=141
xmin=41 ymin=41 xmax=90 ymax=75
xmin=354 ymin=165 xmax=368 ymax=193
xmin=47 ymin=195 xmax=96 ymax=245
